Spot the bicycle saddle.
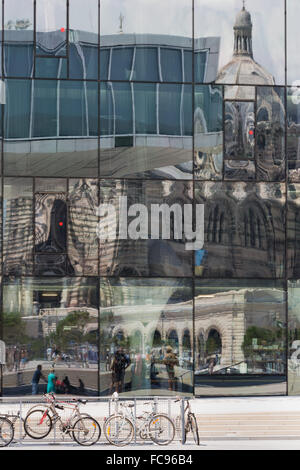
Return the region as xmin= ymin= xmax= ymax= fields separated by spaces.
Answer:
xmin=77 ymin=399 xmax=87 ymax=404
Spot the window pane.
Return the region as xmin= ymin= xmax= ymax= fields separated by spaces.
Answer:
xmin=100 ymin=49 xmax=110 ymax=80
xmin=4 ymin=80 xmax=98 ymax=177
xmin=195 ymin=182 xmax=285 ymax=278
xmin=288 ymin=280 xmax=300 ymax=395
xmin=194 ymin=51 xmax=207 ymax=83
xmin=224 ymin=101 xmax=255 ymax=181
xmin=100 ymin=278 xmax=193 ymax=396
xmin=256 ymin=86 xmax=285 ymax=181
xmin=100 ymin=83 xmax=193 ymax=179
xmin=69 ymin=0 xmax=99 ymax=79
xmin=287 ymin=88 xmax=300 ymax=182
xmin=36 ymin=0 xmax=67 ymax=56
xmin=195 ymin=0 xmax=284 ymax=85
xmin=68 ymin=179 xmax=99 ymax=276
xmin=100 ymin=180 xmax=193 ymax=277
xmin=287 ymin=184 xmax=300 ymax=278
xmin=195 ymin=280 xmax=286 ymax=396
xmin=3 ymin=178 xmax=32 ymax=275
xmin=132 ymin=47 xmax=159 ymax=82
xmin=32 ymin=80 xmax=58 ymax=138
xmin=159 ymin=84 xmax=181 ymax=135
xmin=194 ymin=85 xmax=223 ymax=180
xmin=134 ymin=83 xmax=156 ymax=135
xmin=113 ymin=82 xmax=132 ymax=135
xmin=4 ymin=0 xmax=33 ymax=77
xmin=4 ymin=79 xmax=31 ymax=139
xmin=110 ymin=47 xmax=134 ymax=81
xmin=2 ymin=277 xmax=98 ymax=396
xmin=161 ymin=48 xmax=182 ymax=82
xmin=59 ymin=81 xmax=87 ymax=136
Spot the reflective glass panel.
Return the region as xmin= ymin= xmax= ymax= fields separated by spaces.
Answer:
xmin=256 ymin=86 xmax=285 ymax=182
xmin=287 ymin=88 xmax=300 ymax=182
xmin=68 ymin=179 xmax=99 ymax=276
xmin=3 ymin=178 xmax=33 ymax=275
xmin=36 ymin=0 xmax=67 ymax=56
xmin=195 ymin=0 xmax=285 ymax=85
xmin=4 ymin=0 xmax=34 ymax=77
xmin=224 ymin=101 xmax=255 ymax=181
xmin=287 ymin=184 xmax=300 ymax=279
xmin=287 ymin=0 xmax=300 ymax=85
xmin=69 ymin=0 xmax=99 ymax=79
xmin=100 ymin=0 xmax=192 ymax=83
xmin=194 ymin=85 xmax=223 ymax=180
xmin=2 ymin=277 xmax=98 ymax=396
xmin=99 ymin=180 xmax=193 ymax=277
xmin=288 ymin=280 xmax=300 ymax=395
xmin=4 ymin=80 xmax=98 ymax=177
xmin=195 ymin=280 xmax=286 ymax=396
xmin=100 ymin=278 xmax=193 ymax=396
xmin=195 ymin=182 xmax=285 ymax=278
xmin=100 ymin=83 xmax=193 ymax=179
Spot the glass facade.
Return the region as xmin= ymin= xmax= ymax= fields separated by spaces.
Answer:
xmin=0 ymin=0 xmax=297 ymax=398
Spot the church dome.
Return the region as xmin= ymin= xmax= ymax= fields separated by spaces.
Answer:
xmin=234 ymin=7 xmax=252 ymax=28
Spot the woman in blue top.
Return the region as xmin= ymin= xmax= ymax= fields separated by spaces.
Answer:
xmin=47 ymin=369 xmax=56 ymax=393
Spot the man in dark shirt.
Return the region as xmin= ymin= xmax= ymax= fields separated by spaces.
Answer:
xmin=31 ymin=365 xmax=47 ymax=395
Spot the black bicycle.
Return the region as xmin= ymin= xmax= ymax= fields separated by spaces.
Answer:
xmin=0 ymin=416 xmax=14 ymax=447
xmin=175 ymin=397 xmax=200 ymax=445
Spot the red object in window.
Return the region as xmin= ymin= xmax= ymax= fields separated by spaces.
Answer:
xmin=61 ymin=27 xmax=65 ymax=32
xmin=59 ymin=222 xmax=63 ymax=227
xmin=249 ymin=130 xmax=254 ymax=136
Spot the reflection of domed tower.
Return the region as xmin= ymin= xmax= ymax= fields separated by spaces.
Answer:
xmin=216 ymin=3 xmax=275 ymax=85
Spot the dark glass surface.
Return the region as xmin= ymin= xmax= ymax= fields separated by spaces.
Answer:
xmin=99 ymin=180 xmax=193 ymax=277
xmin=100 ymin=278 xmax=193 ymax=396
xmin=2 ymin=276 xmax=98 ymax=396
xmin=195 ymin=279 xmax=286 ymax=396
xmin=195 ymin=182 xmax=285 ymax=278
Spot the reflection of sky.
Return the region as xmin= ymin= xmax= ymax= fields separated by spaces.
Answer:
xmin=100 ymin=0 xmax=193 ymax=37
xmin=4 ymin=0 xmax=98 ymax=33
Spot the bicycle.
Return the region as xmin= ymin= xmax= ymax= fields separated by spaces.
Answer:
xmin=0 ymin=416 xmax=14 ymax=447
xmin=23 ymin=393 xmax=101 ymax=446
xmin=0 ymin=411 xmax=26 ymax=443
xmin=104 ymin=397 xmax=175 ymax=446
xmin=175 ymin=397 xmax=199 ymax=445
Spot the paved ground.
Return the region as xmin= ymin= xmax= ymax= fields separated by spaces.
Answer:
xmin=3 ymin=439 xmax=300 ymax=451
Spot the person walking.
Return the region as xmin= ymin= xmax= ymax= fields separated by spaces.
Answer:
xmin=31 ymin=365 xmax=47 ymax=395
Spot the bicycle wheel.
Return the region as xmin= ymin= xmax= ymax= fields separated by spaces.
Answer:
xmin=189 ymin=413 xmax=200 ymax=445
xmin=104 ymin=415 xmax=134 ymax=447
xmin=24 ymin=409 xmax=52 ymax=439
xmin=72 ymin=416 xmax=101 ymax=446
xmin=148 ymin=414 xmax=175 ymax=445
xmin=0 ymin=417 xmax=14 ymax=447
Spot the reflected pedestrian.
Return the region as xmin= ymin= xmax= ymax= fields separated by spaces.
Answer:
xmin=47 ymin=368 xmax=56 ymax=393
xmin=163 ymin=346 xmax=179 ymax=391
xmin=31 ymin=365 xmax=47 ymax=395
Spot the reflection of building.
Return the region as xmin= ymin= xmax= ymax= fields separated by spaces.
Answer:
xmin=216 ymin=5 xmax=274 ymax=87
